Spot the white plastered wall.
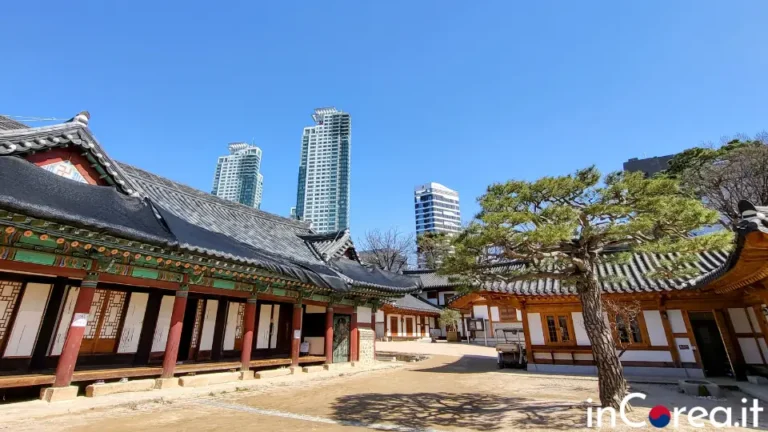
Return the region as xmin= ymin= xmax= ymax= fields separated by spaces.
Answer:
xmin=3 ymin=283 xmax=52 ymax=357
xmin=117 ymin=293 xmax=148 ymax=354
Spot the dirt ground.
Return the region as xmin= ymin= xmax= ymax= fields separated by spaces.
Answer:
xmin=3 ymin=342 xmax=767 ymax=431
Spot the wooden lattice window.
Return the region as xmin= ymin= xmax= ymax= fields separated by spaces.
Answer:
xmin=614 ymin=312 xmax=648 ymax=346
xmin=542 ymin=314 xmax=575 ymax=345
xmin=189 ymin=300 xmax=204 ymax=349
xmin=498 ymin=306 xmax=518 ymax=322
xmin=0 ymin=280 xmax=22 ymax=348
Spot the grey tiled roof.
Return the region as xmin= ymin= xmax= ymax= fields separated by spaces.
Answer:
xmin=0 ymin=116 xmax=28 ymax=131
xmin=0 ymin=121 xmax=135 ymax=195
xmin=118 ymin=163 xmax=324 ymax=266
xmin=299 ymin=229 xmax=357 ymax=261
xmin=402 ymin=269 xmax=463 ymax=289
xmin=477 ymin=251 xmax=731 ymax=296
xmin=390 ymin=294 xmax=442 ymax=314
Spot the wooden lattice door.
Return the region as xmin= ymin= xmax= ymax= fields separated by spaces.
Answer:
xmin=332 ymin=315 xmax=350 ymax=363
xmin=79 ymin=289 xmax=128 ymax=354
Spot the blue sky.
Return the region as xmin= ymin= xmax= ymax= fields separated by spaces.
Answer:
xmin=2 ymin=2 xmax=768 ymax=243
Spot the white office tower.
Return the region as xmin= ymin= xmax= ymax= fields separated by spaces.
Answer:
xmin=414 ymin=182 xmax=461 ymax=235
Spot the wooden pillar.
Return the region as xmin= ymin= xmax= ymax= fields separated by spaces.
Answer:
xmin=659 ymin=307 xmax=681 ymax=367
xmin=520 ymin=301 xmax=533 ymax=365
xmin=240 ymin=295 xmax=257 ymax=371
xmin=53 ymin=273 xmax=98 ymax=387
xmin=291 ymin=303 xmax=302 ymax=367
xmin=325 ymin=306 xmax=334 ymax=364
xmin=350 ymin=310 xmax=359 ymax=362
xmin=161 ymin=287 xmax=188 ymax=378
xmin=752 ymin=305 xmax=768 ymax=363
xmin=744 ymin=306 xmax=767 ymax=364
xmin=713 ymin=309 xmax=746 ymax=380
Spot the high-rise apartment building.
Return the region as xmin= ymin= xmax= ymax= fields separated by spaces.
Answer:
xmin=414 ymin=183 xmax=461 ymax=235
xmin=212 ymin=142 xmax=264 ymax=208
xmin=295 ymin=108 xmax=351 ymax=233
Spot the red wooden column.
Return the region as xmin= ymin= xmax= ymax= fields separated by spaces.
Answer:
xmin=240 ymin=295 xmax=257 ymax=371
xmin=160 ymin=286 xmax=188 ymax=378
xmin=350 ymin=310 xmax=359 ymax=362
xmin=291 ymin=302 xmax=302 ymax=367
xmin=53 ymin=273 xmax=98 ymax=387
xmin=325 ymin=306 xmax=334 ymax=364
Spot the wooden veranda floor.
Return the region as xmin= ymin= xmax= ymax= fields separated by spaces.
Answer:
xmin=0 ymin=356 xmax=326 ymax=389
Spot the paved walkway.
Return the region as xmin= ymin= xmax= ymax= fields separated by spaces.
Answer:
xmin=377 ymin=340 xmax=497 ymax=358
xmin=6 ymin=350 xmax=765 ymax=431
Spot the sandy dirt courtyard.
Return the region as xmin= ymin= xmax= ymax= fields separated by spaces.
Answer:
xmin=2 ymin=342 xmax=766 ymax=431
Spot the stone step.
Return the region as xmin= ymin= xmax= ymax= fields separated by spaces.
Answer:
xmin=86 ymin=379 xmax=155 ymax=397
xmin=254 ymin=368 xmax=292 ymax=379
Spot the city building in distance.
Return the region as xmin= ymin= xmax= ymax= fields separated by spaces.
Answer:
xmin=295 ymin=107 xmax=351 ymax=233
xmin=623 ymin=154 xmax=675 ymax=177
xmin=212 ymin=142 xmax=264 ymax=208
xmin=414 ymin=182 xmax=462 ymax=236
xmin=414 ymin=183 xmax=461 ymax=268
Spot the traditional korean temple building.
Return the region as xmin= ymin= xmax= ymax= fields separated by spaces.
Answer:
xmin=0 ymin=113 xmax=419 ymax=399
xmin=449 ymin=203 xmax=768 ymax=380
xmin=404 ymin=269 xmax=523 ymax=340
xmin=375 ymin=294 xmax=441 ymax=340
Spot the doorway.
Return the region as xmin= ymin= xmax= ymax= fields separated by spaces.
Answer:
xmin=389 ymin=316 xmax=398 ymax=337
xmin=333 ymin=314 xmax=350 ymax=363
xmin=405 ymin=317 xmax=414 ymax=336
xmin=689 ymin=311 xmax=733 ymax=377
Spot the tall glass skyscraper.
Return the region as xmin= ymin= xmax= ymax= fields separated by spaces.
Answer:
xmin=212 ymin=142 xmax=264 ymax=208
xmin=295 ymin=108 xmax=351 ymax=233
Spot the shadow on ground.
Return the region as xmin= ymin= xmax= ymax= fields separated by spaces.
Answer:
xmin=410 ymin=355 xmax=500 ymax=374
xmin=330 ymin=392 xmax=586 ymax=430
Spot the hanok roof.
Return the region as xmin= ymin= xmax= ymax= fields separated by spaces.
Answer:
xmin=387 ymin=294 xmax=442 ymax=315
xmin=0 ymin=115 xmax=28 ymax=131
xmin=118 ymin=163 xmax=324 ymax=266
xmin=0 ymin=114 xmax=135 ymax=195
xmin=476 ymin=251 xmax=731 ymax=296
xmin=299 ymin=229 xmax=357 ymax=261
xmin=402 ymin=269 xmax=464 ymax=289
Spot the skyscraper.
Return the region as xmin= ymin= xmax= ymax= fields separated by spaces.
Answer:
xmin=295 ymin=108 xmax=351 ymax=233
xmin=623 ymin=154 xmax=675 ymax=177
xmin=414 ymin=182 xmax=462 ymax=236
xmin=212 ymin=142 xmax=264 ymax=208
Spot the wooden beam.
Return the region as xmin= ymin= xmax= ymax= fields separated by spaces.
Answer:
xmin=713 ymin=309 xmax=746 ymax=380
xmin=681 ymin=311 xmax=703 ymax=369
xmin=659 ymin=305 xmax=682 ymax=368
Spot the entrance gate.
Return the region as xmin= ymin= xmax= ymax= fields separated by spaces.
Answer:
xmin=332 ymin=315 xmax=350 ymax=363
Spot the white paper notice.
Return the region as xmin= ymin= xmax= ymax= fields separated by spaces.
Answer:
xmin=293 ymin=330 xmax=301 ymax=339
xmin=71 ymin=313 xmax=88 ymax=328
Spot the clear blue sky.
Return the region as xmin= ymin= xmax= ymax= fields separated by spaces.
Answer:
xmin=2 ymin=2 xmax=768 ymax=242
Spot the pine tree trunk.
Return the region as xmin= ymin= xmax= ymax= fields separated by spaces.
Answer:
xmin=577 ymin=273 xmax=628 ymax=409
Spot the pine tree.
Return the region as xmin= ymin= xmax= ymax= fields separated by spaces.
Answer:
xmin=441 ymin=167 xmax=732 ymax=408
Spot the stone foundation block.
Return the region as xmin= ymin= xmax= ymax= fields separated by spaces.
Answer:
xmin=154 ymin=378 xmax=180 ymax=389
xmin=302 ymin=365 xmax=325 ymax=373
xmin=323 ymin=362 xmax=352 ymax=371
xmin=40 ymin=386 xmax=78 ymax=402
xmin=86 ymin=379 xmax=155 ymax=397
xmin=179 ymin=371 xmax=240 ymax=387
xmin=678 ymin=379 xmax=721 ymax=398
xmin=239 ymin=371 xmax=254 ymax=380
xmin=254 ymin=368 xmax=292 ymax=379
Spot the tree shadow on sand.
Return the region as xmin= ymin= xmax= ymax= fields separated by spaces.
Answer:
xmin=330 ymin=392 xmax=588 ymax=431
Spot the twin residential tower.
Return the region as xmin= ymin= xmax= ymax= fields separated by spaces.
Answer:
xmin=211 ymin=108 xmax=351 ymax=235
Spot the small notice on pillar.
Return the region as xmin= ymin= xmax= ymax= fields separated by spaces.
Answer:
xmin=294 ymin=330 xmax=301 ymax=339
xmin=72 ymin=313 xmax=88 ymax=327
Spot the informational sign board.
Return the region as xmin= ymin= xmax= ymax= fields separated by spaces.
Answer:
xmin=468 ymin=318 xmax=484 ymax=331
